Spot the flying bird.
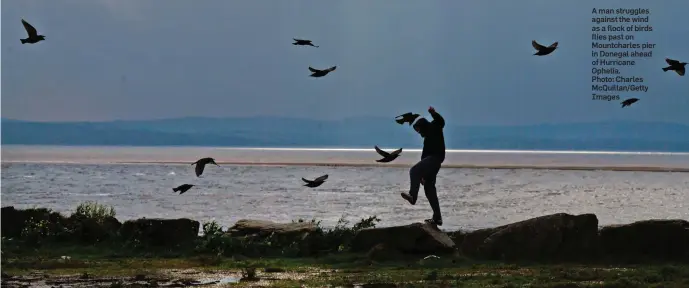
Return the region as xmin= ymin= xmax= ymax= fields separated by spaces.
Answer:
xmin=309 ymin=66 xmax=336 ymax=77
xmin=191 ymin=157 xmax=219 ymax=177
xmin=374 ymin=146 xmax=403 ymax=163
xmin=20 ymin=19 xmax=46 ymax=44
xmin=532 ymin=40 xmax=558 ymax=56
xmin=293 ymin=38 xmax=319 ymax=47
xmin=173 ymin=184 xmax=195 ymax=195
xmin=302 ymin=174 xmax=328 ymax=188
xmin=621 ymin=98 xmax=639 ymax=108
xmin=662 ymin=58 xmax=686 ymax=76
xmin=395 ymin=112 xmax=420 ymax=125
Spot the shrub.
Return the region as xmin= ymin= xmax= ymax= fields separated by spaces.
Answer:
xmin=72 ymin=201 xmax=116 ymax=222
xmin=65 ymin=202 xmax=121 ymax=244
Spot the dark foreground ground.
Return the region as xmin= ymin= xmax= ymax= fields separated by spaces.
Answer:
xmin=3 ymin=203 xmax=689 ymax=287
xmin=3 ymin=244 xmax=689 ymax=288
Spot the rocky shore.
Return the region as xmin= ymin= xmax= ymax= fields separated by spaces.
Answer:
xmin=2 ymin=205 xmax=688 ymax=263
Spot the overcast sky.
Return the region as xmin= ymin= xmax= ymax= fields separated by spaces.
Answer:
xmin=2 ymin=0 xmax=688 ymax=125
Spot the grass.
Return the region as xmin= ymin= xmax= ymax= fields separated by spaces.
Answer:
xmin=3 ymin=244 xmax=689 ymax=287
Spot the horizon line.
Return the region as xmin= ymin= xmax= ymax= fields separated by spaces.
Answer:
xmin=2 ymin=160 xmax=688 ymax=173
xmin=4 ymin=145 xmax=689 ymax=155
xmin=2 ymin=117 xmax=689 ymax=127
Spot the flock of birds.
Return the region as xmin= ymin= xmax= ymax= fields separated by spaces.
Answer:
xmin=16 ymin=19 xmax=420 ymax=195
xmin=529 ymin=40 xmax=686 ymax=109
xmin=173 ymin=114 xmax=413 ymax=195
xmin=16 ymin=19 xmax=687 ymax=196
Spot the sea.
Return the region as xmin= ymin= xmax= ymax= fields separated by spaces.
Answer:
xmin=2 ymin=145 xmax=688 ymax=231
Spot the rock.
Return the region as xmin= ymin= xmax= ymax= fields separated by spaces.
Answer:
xmin=119 ymin=218 xmax=199 ymax=247
xmin=599 ymin=219 xmax=689 ymax=262
xmin=447 ymin=230 xmax=466 ymax=247
xmin=227 ymin=219 xmax=317 ymax=238
xmin=226 ymin=219 xmax=319 ymax=256
xmin=459 ymin=227 xmax=502 ymax=258
xmin=351 ymin=222 xmax=455 ymax=254
xmin=461 ymin=213 xmax=599 ymax=262
xmin=67 ymin=214 xmax=122 ymax=243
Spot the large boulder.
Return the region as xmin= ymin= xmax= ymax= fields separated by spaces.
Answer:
xmin=226 ymin=219 xmax=321 ymax=257
xmin=460 ymin=213 xmax=599 ymax=262
xmin=351 ymin=222 xmax=455 ymax=255
xmin=119 ymin=218 xmax=199 ymax=247
xmin=599 ymin=219 xmax=689 ymax=262
xmin=67 ymin=214 xmax=122 ymax=243
xmin=227 ymin=219 xmax=317 ymax=238
xmin=458 ymin=227 xmax=500 ymax=257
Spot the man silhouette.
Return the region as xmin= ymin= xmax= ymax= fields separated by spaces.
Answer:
xmin=401 ymin=106 xmax=446 ymax=226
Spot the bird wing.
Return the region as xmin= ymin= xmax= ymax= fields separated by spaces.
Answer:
xmin=195 ymin=163 xmax=205 ymax=176
xmin=676 ymin=68 xmax=685 ymax=76
xmin=390 ymin=148 xmax=403 ymax=156
xmin=301 ymin=177 xmax=314 ymax=184
xmin=314 ymin=174 xmax=328 ymax=182
xmin=666 ymin=58 xmax=680 ymax=66
xmin=548 ymin=42 xmax=558 ymax=48
xmin=374 ymin=146 xmax=391 ymax=157
xmin=326 ymin=66 xmax=337 ymax=72
xmin=532 ymin=40 xmax=545 ymax=50
xmin=396 ymin=112 xmax=411 ymax=119
xmin=22 ymin=19 xmax=38 ymax=37
xmin=309 ymin=67 xmax=321 ymax=73
xmin=293 ymin=38 xmax=302 ymax=42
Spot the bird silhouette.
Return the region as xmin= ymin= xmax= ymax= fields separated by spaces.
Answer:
xmin=191 ymin=157 xmax=219 ymax=177
xmin=20 ymin=19 xmax=46 ymax=44
xmin=293 ymin=38 xmax=319 ymax=47
xmin=621 ymin=98 xmax=639 ymax=108
xmin=532 ymin=40 xmax=558 ymax=56
xmin=374 ymin=146 xmax=403 ymax=163
xmin=173 ymin=184 xmax=195 ymax=195
xmin=395 ymin=112 xmax=420 ymax=125
xmin=662 ymin=58 xmax=686 ymax=76
xmin=302 ymin=174 xmax=328 ymax=188
xmin=309 ymin=66 xmax=336 ymax=77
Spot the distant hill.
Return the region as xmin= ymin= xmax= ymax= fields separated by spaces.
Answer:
xmin=2 ymin=117 xmax=689 ymax=152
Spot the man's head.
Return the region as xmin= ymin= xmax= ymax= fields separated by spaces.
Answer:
xmin=413 ymin=118 xmax=430 ymax=137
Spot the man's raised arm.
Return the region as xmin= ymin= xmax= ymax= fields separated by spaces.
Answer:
xmin=428 ymin=106 xmax=444 ymax=128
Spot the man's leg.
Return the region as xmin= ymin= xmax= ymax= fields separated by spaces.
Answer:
xmin=423 ymin=158 xmax=443 ymax=225
xmin=423 ymin=178 xmax=442 ymax=225
xmin=401 ymin=157 xmax=432 ymax=205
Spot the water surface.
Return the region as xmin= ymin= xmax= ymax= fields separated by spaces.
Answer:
xmin=2 ymin=146 xmax=688 ymax=231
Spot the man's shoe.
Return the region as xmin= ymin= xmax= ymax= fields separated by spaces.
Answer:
xmin=401 ymin=193 xmax=416 ymax=205
xmin=425 ymin=218 xmax=443 ymax=226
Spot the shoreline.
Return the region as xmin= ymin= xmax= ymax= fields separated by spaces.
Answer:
xmin=3 ymin=160 xmax=689 ymax=172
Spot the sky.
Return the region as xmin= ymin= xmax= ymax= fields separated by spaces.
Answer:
xmin=1 ymin=0 xmax=688 ymax=126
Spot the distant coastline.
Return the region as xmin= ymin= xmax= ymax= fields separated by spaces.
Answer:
xmin=3 ymin=117 xmax=689 ymax=152
xmin=3 ymin=145 xmax=689 ymax=172
xmin=4 ymin=144 xmax=689 ymax=155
